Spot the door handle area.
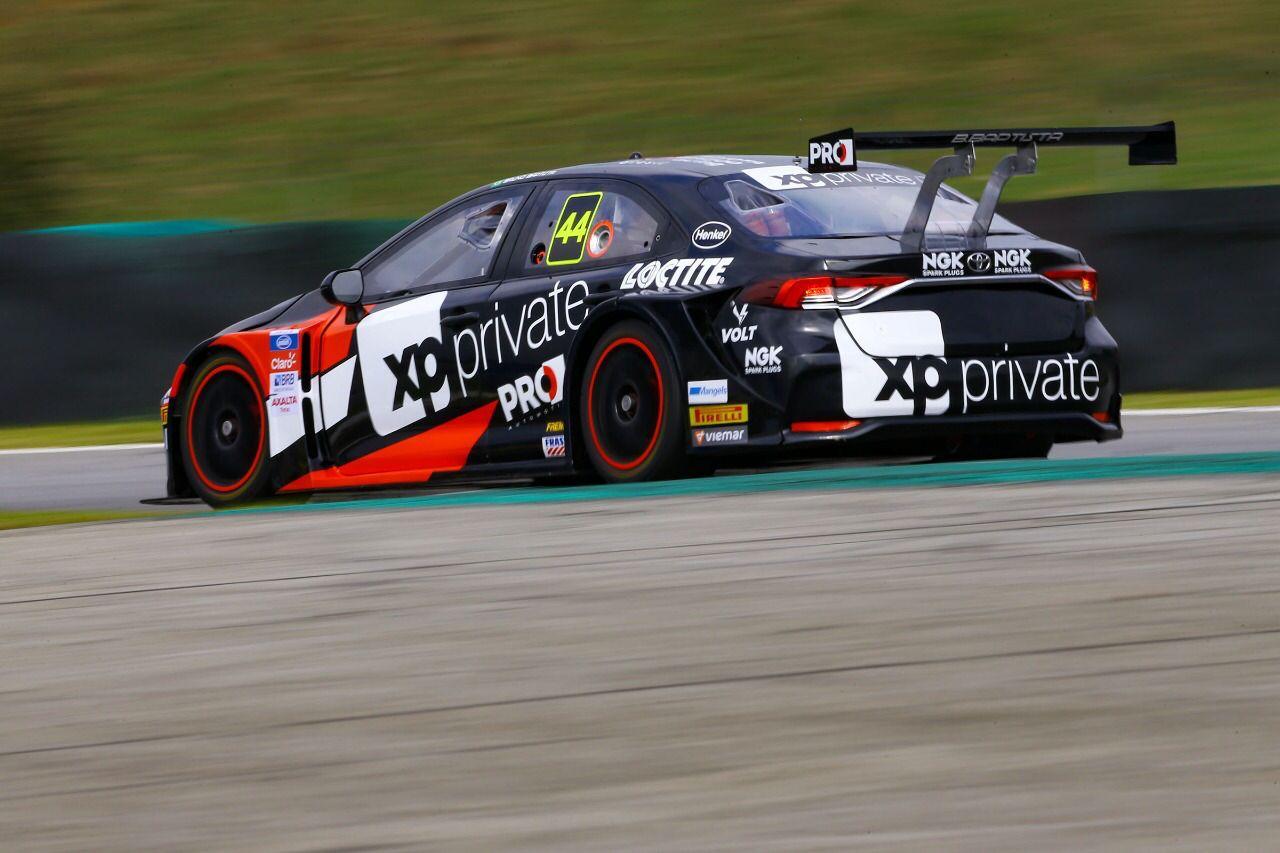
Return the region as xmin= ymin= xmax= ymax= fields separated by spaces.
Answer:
xmin=441 ymin=311 xmax=479 ymax=328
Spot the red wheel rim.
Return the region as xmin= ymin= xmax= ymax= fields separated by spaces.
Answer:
xmin=586 ymin=337 xmax=664 ymax=471
xmin=185 ymin=363 xmax=266 ymax=493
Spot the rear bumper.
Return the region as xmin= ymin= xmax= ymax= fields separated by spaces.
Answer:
xmin=781 ymin=410 xmax=1121 ymax=448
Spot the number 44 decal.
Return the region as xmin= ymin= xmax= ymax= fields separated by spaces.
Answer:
xmin=547 ymin=191 xmax=603 ymax=266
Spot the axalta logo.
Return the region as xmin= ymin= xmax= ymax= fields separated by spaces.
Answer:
xmin=269 ymin=329 xmax=299 ymax=352
xmin=744 ymin=345 xmax=782 ymax=374
xmin=922 ymin=251 xmax=965 ymax=277
xmin=691 ymin=221 xmax=732 ymax=250
xmin=994 ymin=248 xmax=1032 ymax=274
xmin=622 ymin=257 xmax=733 ymax=291
xmin=497 ymin=354 xmax=566 ymax=422
xmin=689 ymin=404 xmax=747 ymax=426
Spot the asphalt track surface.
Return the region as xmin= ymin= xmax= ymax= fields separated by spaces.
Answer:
xmin=2 ymin=411 xmax=1280 ymax=849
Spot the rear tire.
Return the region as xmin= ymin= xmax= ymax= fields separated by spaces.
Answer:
xmin=180 ymin=352 xmax=273 ymax=507
xmin=578 ymin=321 xmax=687 ymax=483
xmin=934 ymin=434 xmax=1053 ymax=462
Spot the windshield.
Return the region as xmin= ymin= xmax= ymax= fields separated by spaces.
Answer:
xmin=704 ymin=164 xmax=1024 ymax=239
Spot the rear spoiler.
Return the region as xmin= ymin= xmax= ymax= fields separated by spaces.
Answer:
xmin=806 ymin=122 xmax=1176 ymax=252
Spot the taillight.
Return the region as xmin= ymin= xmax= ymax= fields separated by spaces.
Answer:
xmin=742 ymin=274 xmax=909 ymax=309
xmin=1045 ymin=266 xmax=1098 ymax=300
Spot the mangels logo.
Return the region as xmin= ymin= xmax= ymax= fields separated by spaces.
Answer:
xmin=691 ymin=221 xmax=732 ymax=250
xmin=358 ymin=291 xmax=453 ymax=436
xmin=807 ymin=128 xmax=856 ymax=173
xmin=497 ymin=354 xmax=566 ymax=422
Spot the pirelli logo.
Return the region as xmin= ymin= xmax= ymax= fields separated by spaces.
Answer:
xmin=689 ymin=404 xmax=748 ymax=426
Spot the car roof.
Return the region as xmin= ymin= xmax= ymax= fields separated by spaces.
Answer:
xmin=488 ymin=155 xmax=918 ymax=186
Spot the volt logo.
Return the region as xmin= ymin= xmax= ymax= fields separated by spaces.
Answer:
xmin=497 ymin=354 xmax=566 ymax=422
xmin=357 ymin=291 xmax=453 ymax=436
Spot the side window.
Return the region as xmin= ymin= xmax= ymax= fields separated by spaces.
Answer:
xmin=523 ymin=184 xmax=661 ymax=272
xmin=364 ymin=187 xmax=530 ymax=296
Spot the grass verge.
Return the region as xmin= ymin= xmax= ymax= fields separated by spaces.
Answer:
xmin=0 ymin=509 xmax=157 ymax=531
xmin=0 ymin=417 xmax=157 ymax=450
xmin=1125 ymin=388 xmax=1280 ymax=409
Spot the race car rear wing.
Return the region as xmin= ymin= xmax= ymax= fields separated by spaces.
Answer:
xmin=807 ymin=122 xmax=1177 ymax=252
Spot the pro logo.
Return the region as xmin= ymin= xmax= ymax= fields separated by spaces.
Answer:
xmin=497 ymin=354 xmax=566 ymax=422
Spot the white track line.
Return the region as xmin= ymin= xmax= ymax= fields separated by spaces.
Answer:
xmin=0 ymin=442 xmax=163 ymax=457
xmin=1125 ymin=406 xmax=1280 ymax=416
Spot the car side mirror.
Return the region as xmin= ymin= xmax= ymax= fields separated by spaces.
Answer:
xmin=321 ymin=269 xmax=365 ymax=306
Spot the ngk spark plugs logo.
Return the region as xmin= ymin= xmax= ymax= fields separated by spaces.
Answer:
xmin=994 ymin=248 xmax=1032 ymax=274
xmin=358 ymin=291 xmax=452 ymax=436
xmin=834 ymin=311 xmax=1104 ymax=417
xmin=497 ymin=354 xmax=565 ymax=423
xmin=921 ymin=251 xmax=966 ymax=278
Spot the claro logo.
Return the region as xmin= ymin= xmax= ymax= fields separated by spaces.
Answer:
xmin=691 ymin=221 xmax=732 ymax=250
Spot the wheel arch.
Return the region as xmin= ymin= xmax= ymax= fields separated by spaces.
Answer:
xmin=563 ymin=300 xmax=684 ymax=471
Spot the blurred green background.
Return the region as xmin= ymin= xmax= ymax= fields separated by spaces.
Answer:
xmin=1 ymin=0 xmax=1276 ymax=230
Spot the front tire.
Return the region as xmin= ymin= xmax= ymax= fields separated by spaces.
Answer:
xmin=180 ymin=352 xmax=272 ymax=506
xmin=579 ymin=321 xmax=686 ymax=483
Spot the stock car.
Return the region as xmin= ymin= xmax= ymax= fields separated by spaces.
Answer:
xmin=161 ymin=122 xmax=1176 ymax=506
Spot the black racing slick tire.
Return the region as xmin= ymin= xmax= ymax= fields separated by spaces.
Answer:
xmin=933 ymin=434 xmax=1053 ymax=462
xmin=579 ymin=321 xmax=686 ymax=483
xmin=180 ymin=352 xmax=273 ymax=507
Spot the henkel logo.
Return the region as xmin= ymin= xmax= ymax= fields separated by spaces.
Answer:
xmin=357 ymin=291 xmax=452 ymax=436
xmin=743 ymin=345 xmax=782 ymax=374
xmin=269 ymin=329 xmax=299 ymax=352
xmin=922 ymin=251 xmax=965 ymax=277
xmin=689 ymin=404 xmax=748 ymax=426
xmin=691 ymin=221 xmax=732 ymax=250
xmin=497 ymin=354 xmax=566 ymax=422
xmin=807 ymin=127 xmax=856 ymax=173
xmin=994 ymin=248 xmax=1033 ymax=274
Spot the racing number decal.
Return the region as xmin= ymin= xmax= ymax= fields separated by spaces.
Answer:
xmin=547 ymin=192 xmax=603 ymax=266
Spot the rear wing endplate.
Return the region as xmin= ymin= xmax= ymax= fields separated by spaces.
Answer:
xmin=807 ymin=122 xmax=1176 ymax=252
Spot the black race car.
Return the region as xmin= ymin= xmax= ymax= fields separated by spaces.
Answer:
xmin=161 ymin=122 xmax=1176 ymax=506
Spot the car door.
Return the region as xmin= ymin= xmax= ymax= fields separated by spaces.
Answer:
xmin=481 ymin=178 xmax=672 ymax=465
xmin=315 ymin=184 xmax=536 ymax=481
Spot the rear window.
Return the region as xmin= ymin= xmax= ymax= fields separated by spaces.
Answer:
xmin=703 ymin=164 xmax=1024 ymax=239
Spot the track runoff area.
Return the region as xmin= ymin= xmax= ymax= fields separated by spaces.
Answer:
xmin=3 ymin=408 xmax=1280 ymax=847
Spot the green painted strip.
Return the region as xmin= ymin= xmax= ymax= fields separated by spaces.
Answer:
xmin=228 ymin=452 xmax=1280 ymax=518
xmin=23 ymin=219 xmax=246 ymax=237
